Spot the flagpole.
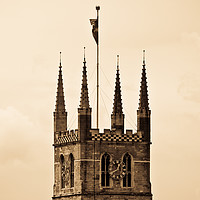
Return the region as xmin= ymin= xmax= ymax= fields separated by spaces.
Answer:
xmin=96 ymin=6 xmax=100 ymax=129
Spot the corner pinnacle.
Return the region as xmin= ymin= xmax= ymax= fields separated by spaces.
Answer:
xmin=55 ymin=52 xmax=66 ymax=112
xmin=138 ymin=50 xmax=149 ymax=110
xmin=80 ymin=47 xmax=90 ymax=109
xmin=112 ymin=55 xmax=123 ymax=115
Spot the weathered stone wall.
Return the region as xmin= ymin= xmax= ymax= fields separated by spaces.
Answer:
xmin=53 ymin=130 xmax=152 ymax=200
xmin=54 ymin=112 xmax=67 ymax=134
xmin=53 ymin=143 xmax=82 ymax=197
xmin=84 ymin=139 xmax=151 ymax=195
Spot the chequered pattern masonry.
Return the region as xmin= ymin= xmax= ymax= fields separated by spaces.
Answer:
xmin=55 ymin=132 xmax=143 ymax=144
xmin=91 ymin=133 xmax=143 ymax=142
xmin=56 ymin=133 xmax=78 ymax=144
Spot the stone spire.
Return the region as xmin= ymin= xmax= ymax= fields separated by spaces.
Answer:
xmin=137 ymin=50 xmax=151 ymax=142
xmin=54 ymin=52 xmax=67 ymax=134
xmin=79 ymin=47 xmax=90 ymax=109
xmin=112 ymin=55 xmax=123 ymax=115
xmin=111 ymin=55 xmax=124 ymax=133
xmin=78 ymin=47 xmax=91 ymax=142
xmin=55 ymin=52 xmax=66 ymax=112
xmin=138 ymin=50 xmax=149 ymax=111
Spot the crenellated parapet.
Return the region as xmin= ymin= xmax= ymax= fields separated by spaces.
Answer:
xmin=54 ymin=129 xmax=78 ymax=146
xmin=90 ymin=129 xmax=143 ymax=143
xmin=54 ymin=128 xmax=144 ymax=146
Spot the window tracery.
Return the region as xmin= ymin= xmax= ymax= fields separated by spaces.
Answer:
xmin=123 ymin=153 xmax=131 ymax=187
xmin=69 ymin=154 xmax=74 ymax=187
xmin=101 ymin=153 xmax=110 ymax=187
xmin=60 ymin=154 xmax=65 ymax=188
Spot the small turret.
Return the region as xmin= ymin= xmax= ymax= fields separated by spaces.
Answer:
xmin=78 ymin=47 xmax=92 ymax=141
xmin=54 ymin=52 xmax=68 ymax=135
xmin=137 ymin=50 xmax=151 ymax=142
xmin=111 ymin=55 xmax=124 ymax=133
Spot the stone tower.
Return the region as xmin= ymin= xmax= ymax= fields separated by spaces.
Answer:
xmin=52 ymin=52 xmax=152 ymax=200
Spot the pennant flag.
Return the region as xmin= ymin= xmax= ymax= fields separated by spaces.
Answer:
xmin=90 ymin=18 xmax=98 ymax=44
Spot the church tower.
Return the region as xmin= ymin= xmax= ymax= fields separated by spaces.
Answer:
xmin=52 ymin=51 xmax=152 ymax=200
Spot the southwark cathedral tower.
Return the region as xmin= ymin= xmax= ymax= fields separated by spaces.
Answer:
xmin=52 ymin=48 xmax=152 ymax=200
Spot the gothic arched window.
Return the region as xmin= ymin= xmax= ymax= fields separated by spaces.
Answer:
xmin=101 ymin=153 xmax=110 ymax=187
xmin=123 ymin=153 xmax=131 ymax=187
xmin=69 ymin=154 xmax=74 ymax=187
xmin=60 ymin=154 xmax=65 ymax=188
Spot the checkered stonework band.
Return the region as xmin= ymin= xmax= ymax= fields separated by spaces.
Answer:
xmin=91 ymin=133 xmax=143 ymax=142
xmin=56 ymin=133 xmax=78 ymax=144
xmin=55 ymin=132 xmax=143 ymax=145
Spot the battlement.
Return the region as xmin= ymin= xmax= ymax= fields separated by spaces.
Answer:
xmin=54 ymin=129 xmax=78 ymax=145
xmin=90 ymin=129 xmax=143 ymax=143
xmin=54 ymin=128 xmax=143 ymax=145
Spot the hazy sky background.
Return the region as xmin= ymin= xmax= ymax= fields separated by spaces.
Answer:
xmin=0 ymin=0 xmax=200 ymax=199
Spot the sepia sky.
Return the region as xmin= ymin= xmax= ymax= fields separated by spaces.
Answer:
xmin=0 ymin=0 xmax=200 ymax=199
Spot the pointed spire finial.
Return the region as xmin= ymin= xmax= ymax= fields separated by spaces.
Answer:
xmin=59 ymin=52 xmax=62 ymax=67
xmin=143 ymin=49 xmax=146 ymax=66
xmin=117 ymin=55 xmax=119 ymax=70
xmin=83 ymin=47 xmax=86 ymax=63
